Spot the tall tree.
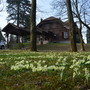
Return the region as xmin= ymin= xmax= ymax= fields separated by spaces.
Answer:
xmin=6 ymin=0 xmax=31 ymax=28
xmin=66 ymin=0 xmax=77 ymax=52
xmin=30 ymin=0 xmax=37 ymax=51
xmin=74 ymin=0 xmax=85 ymax=51
xmin=6 ymin=0 xmax=31 ymax=48
xmin=52 ymin=0 xmax=90 ymax=51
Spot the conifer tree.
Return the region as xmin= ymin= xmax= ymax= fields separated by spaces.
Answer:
xmin=6 ymin=0 xmax=31 ymax=28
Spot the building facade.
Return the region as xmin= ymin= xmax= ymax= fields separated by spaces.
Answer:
xmin=37 ymin=17 xmax=70 ymax=43
xmin=37 ymin=17 xmax=80 ymax=43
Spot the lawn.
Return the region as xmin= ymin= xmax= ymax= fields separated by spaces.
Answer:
xmin=0 ymin=50 xmax=90 ymax=90
xmin=19 ymin=43 xmax=90 ymax=52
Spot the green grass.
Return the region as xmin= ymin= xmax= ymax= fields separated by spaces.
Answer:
xmin=8 ymin=42 xmax=90 ymax=52
xmin=0 ymin=50 xmax=90 ymax=90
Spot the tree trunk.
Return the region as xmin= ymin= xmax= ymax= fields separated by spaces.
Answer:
xmin=6 ymin=33 xmax=9 ymax=48
xmin=75 ymin=0 xmax=85 ymax=51
xmin=30 ymin=0 xmax=37 ymax=51
xmin=66 ymin=0 xmax=77 ymax=52
xmin=78 ymin=22 xmax=85 ymax=51
xmin=17 ymin=1 xmax=21 ymax=49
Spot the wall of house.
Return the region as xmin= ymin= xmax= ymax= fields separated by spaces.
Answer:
xmin=38 ymin=20 xmax=69 ymax=43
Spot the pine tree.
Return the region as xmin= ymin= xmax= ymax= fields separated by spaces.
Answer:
xmin=6 ymin=0 xmax=31 ymax=28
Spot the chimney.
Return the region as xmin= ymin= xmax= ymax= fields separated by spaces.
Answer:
xmin=41 ymin=18 xmax=43 ymax=22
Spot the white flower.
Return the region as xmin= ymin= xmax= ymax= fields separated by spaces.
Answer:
xmin=58 ymin=66 xmax=65 ymax=71
xmin=30 ymin=63 xmax=34 ymax=68
xmin=32 ymin=67 xmax=37 ymax=72
xmin=25 ymin=64 xmax=29 ymax=69
xmin=55 ymin=62 xmax=59 ymax=65
xmin=85 ymin=61 xmax=90 ymax=64
xmin=42 ymin=60 xmax=46 ymax=63
xmin=87 ymin=55 xmax=90 ymax=60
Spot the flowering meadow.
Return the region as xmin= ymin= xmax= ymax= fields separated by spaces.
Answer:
xmin=0 ymin=50 xmax=90 ymax=89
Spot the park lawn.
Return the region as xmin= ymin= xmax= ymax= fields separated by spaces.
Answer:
xmin=8 ymin=42 xmax=90 ymax=51
xmin=0 ymin=50 xmax=90 ymax=90
xmin=24 ymin=43 xmax=90 ymax=51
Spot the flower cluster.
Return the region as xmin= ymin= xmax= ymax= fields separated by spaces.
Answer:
xmin=0 ymin=51 xmax=90 ymax=82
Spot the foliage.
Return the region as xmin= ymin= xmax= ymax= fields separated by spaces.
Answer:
xmin=0 ymin=50 xmax=90 ymax=89
xmin=6 ymin=0 xmax=31 ymax=27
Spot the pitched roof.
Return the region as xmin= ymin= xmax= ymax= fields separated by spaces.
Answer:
xmin=2 ymin=23 xmax=43 ymax=36
xmin=43 ymin=16 xmax=60 ymax=21
xmin=2 ymin=23 xmax=30 ymax=36
xmin=37 ymin=16 xmax=64 ymax=28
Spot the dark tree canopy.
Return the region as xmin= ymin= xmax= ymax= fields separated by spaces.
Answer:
xmin=6 ymin=0 xmax=31 ymax=28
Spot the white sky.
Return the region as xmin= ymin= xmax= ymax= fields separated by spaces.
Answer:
xmin=37 ymin=0 xmax=55 ymax=23
xmin=0 ymin=0 xmax=54 ymax=29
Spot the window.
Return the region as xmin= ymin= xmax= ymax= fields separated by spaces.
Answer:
xmin=64 ymin=32 xmax=68 ymax=39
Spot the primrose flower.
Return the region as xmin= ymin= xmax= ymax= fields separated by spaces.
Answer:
xmin=73 ymin=59 xmax=76 ymax=63
xmin=44 ymin=65 xmax=47 ymax=68
xmin=38 ymin=60 xmax=41 ymax=63
xmin=57 ymin=59 xmax=61 ymax=62
xmin=26 ymin=61 xmax=29 ymax=64
xmin=48 ymin=65 xmax=55 ymax=70
xmin=55 ymin=62 xmax=59 ymax=65
xmin=87 ymin=55 xmax=90 ymax=60
xmin=85 ymin=61 xmax=90 ymax=64
xmin=34 ymin=61 xmax=37 ymax=63
xmin=30 ymin=63 xmax=34 ymax=68
xmin=25 ymin=64 xmax=30 ymax=69
xmin=0 ymin=58 xmax=3 ymax=61
xmin=0 ymin=62 xmax=6 ymax=64
xmin=32 ymin=67 xmax=37 ymax=72
xmin=42 ymin=60 xmax=46 ymax=63
xmin=58 ymin=66 xmax=65 ymax=71
xmin=37 ymin=66 xmax=42 ymax=71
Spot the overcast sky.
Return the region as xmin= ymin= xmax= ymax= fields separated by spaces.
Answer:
xmin=37 ymin=0 xmax=55 ymax=22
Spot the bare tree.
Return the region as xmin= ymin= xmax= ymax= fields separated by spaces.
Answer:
xmin=72 ymin=0 xmax=90 ymax=30
xmin=73 ymin=0 xmax=85 ymax=51
xmin=52 ymin=0 xmax=90 ymax=51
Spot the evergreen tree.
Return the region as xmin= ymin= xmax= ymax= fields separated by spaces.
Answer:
xmin=6 ymin=0 xmax=31 ymax=28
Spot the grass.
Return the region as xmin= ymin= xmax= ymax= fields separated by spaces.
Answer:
xmin=8 ymin=42 xmax=90 ymax=51
xmin=0 ymin=50 xmax=90 ymax=90
xmin=38 ymin=43 xmax=90 ymax=51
